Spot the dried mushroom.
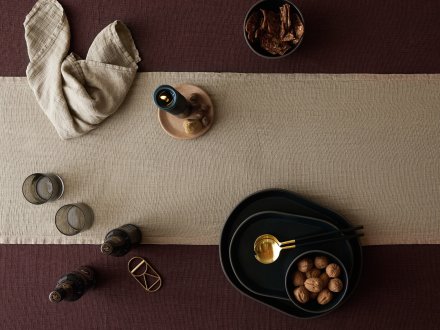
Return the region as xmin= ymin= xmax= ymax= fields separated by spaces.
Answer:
xmin=245 ymin=11 xmax=261 ymax=43
xmin=188 ymin=93 xmax=210 ymax=123
xmin=293 ymin=14 xmax=304 ymax=44
xmin=261 ymin=9 xmax=280 ymax=35
xmin=245 ymin=3 xmax=304 ymax=55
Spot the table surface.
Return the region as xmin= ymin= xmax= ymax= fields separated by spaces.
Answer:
xmin=1 ymin=0 xmax=440 ymax=329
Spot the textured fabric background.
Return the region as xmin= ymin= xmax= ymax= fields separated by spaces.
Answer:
xmin=1 ymin=0 xmax=440 ymax=76
xmin=1 ymin=0 xmax=440 ymax=328
xmin=1 ymin=73 xmax=439 ymax=245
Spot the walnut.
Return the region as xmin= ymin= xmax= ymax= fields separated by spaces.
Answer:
xmin=309 ymin=291 xmax=319 ymax=300
xmin=304 ymin=277 xmax=323 ymax=293
xmin=328 ymin=278 xmax=343 ymax=293
xmin=297 ymin=258 xmax=313 ymax=273
xmin=183 ymin=119 xmax=203 ymax=135
xmin=317 ymin=289 xmax=333 ymax=305
xmin=293 ymin=286 xmax=310 ymax=304
xmin=326 ymin=263 xmax=341 ymax=278
xmin=319 ymin=272 xmax=330 ymax=288
xmin=292 ymin=271 xmax=306 ymax=287
xmin=306 ymin=268 xmax=321 ymax=279
xmin=314 ymin=256 xmax=329 ymax=269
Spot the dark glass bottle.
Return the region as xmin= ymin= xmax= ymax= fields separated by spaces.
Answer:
xmin=100 ymin=224 xmax=142 ymax=257
xmin=49 ymin=266 xmax=96 ymax=303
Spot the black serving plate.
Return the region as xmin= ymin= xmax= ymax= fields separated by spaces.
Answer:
xmin=219 ymin=189 xmax=363 ymax=318
xmin=229 ymin=211 xmax=353 ymax=300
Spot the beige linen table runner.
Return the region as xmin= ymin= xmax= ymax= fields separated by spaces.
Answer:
xmin=0 ymin=73 xmax=439 ymax=245
xmin=25 ymin=0 xmax=140 ymax=140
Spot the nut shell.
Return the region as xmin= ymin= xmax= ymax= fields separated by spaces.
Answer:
xmin=183 ymin=119 xmax=203 ymax=135
xmin=317 ymin=289 xmax=333 ymax=305
xmin=297 ymin=258 xmax=313 ymax=273
xmin=304 ymin=277 xmax=323 ymax=293
xmin=328 ymin=278 xmax=343 ymax=293
xmin=326 ymin=263 xmax=341 ymax=278
xmin=319 ymin=272 xmax=330 ymax=288
xmin=309 ymin=291 xmax=319 ymax=300
xmin=292 ymin=271 xmax=306 ymax=287
xmin=306 ymin=268 xmax=321 ymax=279
xmin=293 ymin=286 xmax=310 ymax=304
xmin=314 ymin=256 xmax=329 ymax=269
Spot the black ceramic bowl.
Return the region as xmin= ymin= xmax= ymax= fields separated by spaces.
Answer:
xmin=243 ymin=0 xmax=305 ymax=59
xmin=285 ymin=250 xmax=349 ymax=314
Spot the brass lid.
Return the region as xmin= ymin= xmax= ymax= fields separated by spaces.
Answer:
xmin=100 ymin=242 xmax=113 ymax=255
xmin=49 ymin=291 xmax=62 ymax=303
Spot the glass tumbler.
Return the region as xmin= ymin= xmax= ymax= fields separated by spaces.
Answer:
xmin=55 ymin=203 xmax=94 ymax=236
xmin=22 ymin=173 xmax=64 ymax=205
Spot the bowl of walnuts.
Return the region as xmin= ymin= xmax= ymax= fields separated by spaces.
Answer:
xmin=285 ymin=250 xmax=349 ymax=314
xmin=243 ymin=0 xmax=305 ymax=59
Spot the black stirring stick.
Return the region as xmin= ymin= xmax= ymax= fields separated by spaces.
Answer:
xmin=281 ymin=225 xmax=364 ymax=246
xmin=296 ymin=233 xmax=364 ymax=248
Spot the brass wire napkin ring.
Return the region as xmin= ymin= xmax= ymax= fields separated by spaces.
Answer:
xmin=128 ymin=257 xmax=162 ymax=292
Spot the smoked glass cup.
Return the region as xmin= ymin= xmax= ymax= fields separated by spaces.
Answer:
xmin=22 ymin=173 xmax=64 ymax=205
xmin=55 ymin=203 xmax=94 ymax=236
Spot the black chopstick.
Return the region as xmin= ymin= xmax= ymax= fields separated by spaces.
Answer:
xmin=292 ymin=225 xmax=364 ymax=245
xmin=296 ymin=233 xmax=364 ymax=248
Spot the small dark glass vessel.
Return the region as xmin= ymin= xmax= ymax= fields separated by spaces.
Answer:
xmin=49 ymin=266 xmax=96 ymax=303
xmin=100 ymin=224 xmax=142 ymax=257
xmin=153 ymin=85 xmax=191 ymax=118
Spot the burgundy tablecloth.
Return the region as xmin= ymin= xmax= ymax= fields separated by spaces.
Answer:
xmin=2 ymin=0 xmax=440 ymax=76
xmin=0 ymin=245 xmax=439 ymax=329
xmin=1 ymin=0 xmax=440 ymax=329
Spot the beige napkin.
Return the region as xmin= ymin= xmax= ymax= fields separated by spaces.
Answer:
xmin=24 ymin=0 xmax=140 ymax=139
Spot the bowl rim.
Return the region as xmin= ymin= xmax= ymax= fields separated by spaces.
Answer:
xmin=285 ymin=249 xmax=350 ymax=314
xmin=228 ymin=211 xmax=347 ymax=300
xmin=243 ymin=0 xmax=305 ymax=59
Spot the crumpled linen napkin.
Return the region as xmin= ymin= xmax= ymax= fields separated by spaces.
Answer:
xmin=24 ymin=0 xmax=141 ymax=139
